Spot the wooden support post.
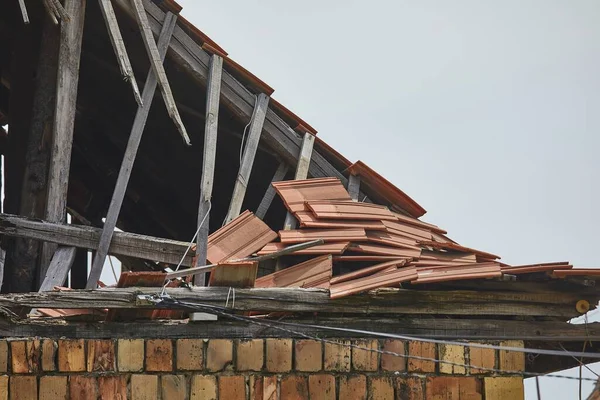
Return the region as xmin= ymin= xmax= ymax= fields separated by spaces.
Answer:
xmin=194 ymin=54 xmax=223 ymax=285
xmin=40 ymin=0 xmax=87 ymax=278
xmin=348 ymin=174 xmax=361 ymax=202
xmin=255 ymin=162 xmax=289 ymax=219
xmin=98 ymin=0 xmax=143 ymax=105
xmin=225 ymin=93 xmax=270 ymax=224
xmin=130 ymin=0 xmax=190 ymax=145
xmin=39 ymin=246 xmax=76 ymax=292
xmin=87 ymin=12 xmax=178 ymax=289
xmin=283 ymin=132 xmax=315 ymax=230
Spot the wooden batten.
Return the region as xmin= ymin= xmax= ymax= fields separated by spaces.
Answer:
xmin=88 ymin=13 xmax=179 ymax=289
xmin=194 ymin=54 xmax=223 ymax=285
xmin=348 ymin=174 xmax=361 ymax=201
xmin=255 ymin=162 xmax=289 ymax=219
xmin=39 ymin=246 xmax=76 ymax=292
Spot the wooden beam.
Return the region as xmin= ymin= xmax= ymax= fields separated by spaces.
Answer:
xmin=38 ymin=246 xmax=76 ymax=292
xmin=17 ymin=0 xmax=30 ymax=24
xmin=255 ymin=162 xmax=289 ymax=219
xmin=225 ymin=93 xmax=270 ymax=224
xmin=88 ymin=13 xmax=178 ymax=289
xmin=0 ymin=213 xmax=194 ymax=267
xmin=283 ymin=132 xmax=315 ymax=230
xmin=98 ymin=0 xmax=143 ymax=105
xmin=348 ymin=174 xmax=361 ymax=202
xmin=41 ymin=0 xmax=87 ymax=277
xmin=194 ymin=54 xmax=223 ymax=285
xmin=130 ymin=0 xmax=190 ymax=145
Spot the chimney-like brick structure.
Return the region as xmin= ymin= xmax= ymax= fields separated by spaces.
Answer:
xmin=0 ymin=337 xmax=525 ymax=399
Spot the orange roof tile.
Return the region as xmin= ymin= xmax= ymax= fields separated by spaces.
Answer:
xmin=413 ymin=263 xmax=502 ymax=284
xmin=418 ymin=241 xmax=500 ymax=260
xmin=350 ymin=243 xmax=422 ymax=259
xmin=501 ymin=262 xmax=572 ymax=275
xmin=420 ymin=250 xmax=477 ymax=264
xmin=273 ymin=178 xmax=351 ymax=214
xmin=330 ymin=259 xmax=411 ymax=285
xmin=330 ymin=266 xmax=418 ymax=299
xmin=347 ymin=161 xmax=426 ymax=218
xmin=306 ymin=200 xmax=397 ymax=221
xmin=255 ymin=255 xmax=332 ymax=289
xmin=382 ymin=220 xmax=433 ymax=240
xmin=552 ymin=269 xmax=600 ymax=278
xmin=365 ymin=231 xmax=420 ymax=250
xmin=296 ymin=211 xmax=387 ymax=231
xmin=279 ymin=228 xmax=367 ymax=244
xmin=393 ymin=212 xmax=446 ymax=234
xmin=333 ymin=255 xmax=406 ymax=262
xmin=257 ymin=242 xmax=350 ymax=256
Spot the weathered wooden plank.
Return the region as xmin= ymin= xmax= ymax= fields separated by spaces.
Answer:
xmin=130 ymin=0 xmax=190 ymax=145
xmin=0 ymin=315 xmax=597 ymax=341
xmin=283 ymin=132 xmax=315 ymax=230
xmin=348 ymin=174 xmax=361 ymax=202
xmin=88 ymin=13 xmax=178 ymax=289
xmin=0 ymin=287 xmax=593 ymax=319
xmin=39 ymin=246 xmax=76 ymax=292
xmin=17 ymin=0 xmax=30 ymax=24
xmin=0 ymin=213 xmax=194 ymax=267
xmin=255 ymin=162 xmax=289 ymax=219
xmin=98 ymin=0 xmax=142 ymax=105
xmin=225 ymin=93 xmax=270 ymax=224
xmin=0 ymin=249 xmax=4 ymax=291
xmin=41 ymin=0 xmax=87 ymax=276
xmin=194 ymin=54 xmax=223 ymax=285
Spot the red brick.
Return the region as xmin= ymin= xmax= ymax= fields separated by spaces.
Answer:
xmin=98 ymin=376 xmax=128 ymax=400
xmin=0 ymin=341 xmax=7 ymax=373
xmin=469 ymin=345 xmax=495 ymax=374
xmin=381 ymin=339 xmax=405 ymax=372
xmin=219 ymin=375 xmax=246 ymax=400
xmin=146 ymin=339 xmax=173 ymax=372
xmin=295 ymin=340 xmax=322 ymax=372
xmin=266 ymin=338 xmax=292 ymax=372
xmin=191 ymin=375 xmax=217 ymax=400
xmin=11 ymin=340 xmax=40 ymax=373
xmin=0 ymin=376 xmax=7 ymax=400
xmin=41 ymin=340 xmax=57 ymax=372
xmin=131 ymin=374 xmax=158 ymax=400
xmin=263 ymin=375 xmax=278 ymax=400
xmin=309 ymin=374 xmax=335 ymax=400
xmin=117 ymin=339 xmax=144 ymax=372
xmin=407 ymin=341 xmax=435 ymax=373
xmin=339 ymin=375 xmax=367 ymax=400
xmin=177 ymin=339 xmax=204 ymax=371
xmin=161 ymin=375 xmax=188 ymax=400
xmin=69 ymin=376 xmax=98 ymax=400
xmin=58 ymin=339 xmax=85 ymax=372
xmin=369 ymin=377 xmax=394 ymax=400
xmin=324 ymin=340 xmax=351 ymax=371
xmin=396 ymin=377 xmax=424 ymax=400
xmin=249 ymin=375 xmax=278 ymax=400
xmin=87 ymin=340 xmax=115 ymax=372
xmin=352 ymin=339 xmax=378 ymax=371
xmin=39 ymin=376 xmax=67 ymax=400
xmin=426 ymin=376 xmax=482 ymax=400
xmin=206 ymin=339 xmax=233 ymax=372
xmin=9 ymin=376 xmax=37 ymax=400
xmin=236 ymin=339 xmax=264 ymax=371
xmin=499 ymin=340 xmax=525 ymax=372
xmin=249 ymin=376 xmax=263 ymax=400
xmin=281 ymin=375 xmax=309 ymax=400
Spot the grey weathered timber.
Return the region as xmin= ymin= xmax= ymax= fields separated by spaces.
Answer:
xmin=98 ymin=0 xmax=142 ymax=105
xmin=130 ymin=0 xmax=190 ymax=145
xmin=0 ymin=315 xmax=597 ymax=342
xmin=88 ymin=13 xmax=178 ymax=289
xmin=17 ymin=0 xmax=30 ymax=24
xmin=194 ymin=54 xmax=223 ymax=285
xmin=38 ymin=246 xmax=76 ymax=292
xmin=41 ymin=0 xmax=87 ymax=277
xmin=255 ymin=162 xmax=289 ymax=219
xmin=0 ymin=249 xmax=4 ymax=291
xmin=283 ymin=132 xmax=315 ymax=230
xmin=0 ymin=213 xmax=194 ymax=267
xmin=0 ymin=286 xmax=594 ymax=320
xmin=111 ymin=0 xmax=371 ymax=203
xmin=348 ymin=174 xmax=361 ymax=201
xmin=225 ymin=93 xmax=270 ymax=224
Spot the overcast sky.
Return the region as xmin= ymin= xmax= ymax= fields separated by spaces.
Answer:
xmin=174 ymin=0 xmax=600 ymax=398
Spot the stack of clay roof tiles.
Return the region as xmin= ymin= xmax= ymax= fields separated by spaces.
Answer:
xmin=252 ymin=177 xmax=600 ymax=299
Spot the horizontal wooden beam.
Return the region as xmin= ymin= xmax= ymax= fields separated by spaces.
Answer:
xmin=0 ymin=315 xmax=597 ymax=341
xmin=0 ymin=213 xmax=194 ymax=266
xmin=1 ymin=286 xmax=594 ymax=319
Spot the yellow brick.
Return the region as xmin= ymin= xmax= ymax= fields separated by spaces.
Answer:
xmin=177 ymin=339 xmax=204 ymax=371
xmin=309 ymin=374 xmax=335 ymax=400
xmin=499 ymin=340 xmax=525 ymax=372
xmin=236 ymin=339 xmax=264 ymax=371
xmin=41 ymin=340 xmax=57 ymax=372
xmin=58 ymin=339 xmax=85 ymax=372
xmin=146 ymin=339 xmax=173 ymax=372
xmin=339 ymin=375 xmax=366 ymax=400
xmin=0 ymin=376 xmax=7 ymax=400
xmin=117 ymin=339 xmax=144 ymax=372
xmin=11 ymin=340 xmax=40 ymax=374
xmin=219 ymin=376 xmax=246 ymax=400
xmin=438 ymin=344 xmax=466 ymax=374
xmin=266 ymin=338 xmax=292 ymax=372
xmin=484 ymin=377 xmax=524 ymax=400
xmin=39 ymin=376 xmax=68 ymax=400
xmin=161 ymin=375 xmax=187 ymax=400
xmin=295 ymin=340 xmax=322 ymax=372
xmin=352 ymin=339 xmax=378 ymax=371
xmin=0 ymin=341 xmax=7 ymax=373
xmin=69 ymin=376 xmax=98 ymax=400
xmin=281 ymin=375 xmax=308 ymax=399
xmin=87 ymin=340 xmax=115 ymax=372
xmin=191 ymin=375 xmax=217 ymax=400
xmin=408 ymin=341 xmax=436 ymax=373
xmin=10 ymin=376 xmax=37 ymax=400
xmin=98 ymin=376 xmax=128 ymax=400
xmin=131 ymin=374 xmax=158 ymax=400
xmin=206 ymin=339 xmax=233 ymax=372
xmin=370 ymin=377 xmax=394 ymax=400
xmin=324 ymin=340 xmax=351 ymax=372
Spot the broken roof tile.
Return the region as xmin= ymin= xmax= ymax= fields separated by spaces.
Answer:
xmin=382 ymin=220 xmax=433 ymax=240
xmin=418 ymin=241 xmax=500 ymax=260
xmin=501 ymin=262 xmax=572 ymax=275
xmin=255 ymin=255 xmax=332 ymax=289
xmin=413 ymin=263 xmax=502 ymax=284
xmin=279 ymin=228 xmax=367 ymax=244
xmin=272 ymin=178 xmax=351 ymax=214
xmin=330 ymin=266 xmax=418 ymax=299
xmin=208 ymin=261 xmax=258 ymax=288
xmin=257 ymin=241 xmax=350 ymax=256
xmin=365 ymin=230 xmax=420 ymax=250
xmin=330 ymin=259 xmax=411 ymax=285
xmin=350 ymin=243 xmax=421 ymax=259
xmin=296 ymin=211 xmax=387 ymax=231
xmin=306 ymin=200 xmax=397 ymax=221
xmin=392 ymin=212 xmax=446 ymax=234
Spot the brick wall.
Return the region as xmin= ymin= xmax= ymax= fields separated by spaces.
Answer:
xmin=0 ymin=337 xmax=525 ymax=399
